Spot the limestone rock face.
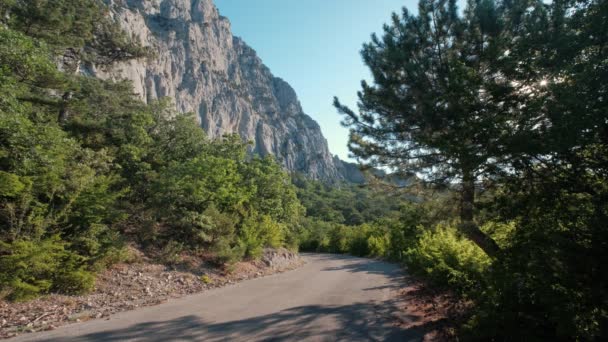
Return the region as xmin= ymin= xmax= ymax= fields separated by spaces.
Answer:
xmin=94 ymin=0 xmax=356 ymax=181
xmin=333 ymin=157 xmax=367 ymax=184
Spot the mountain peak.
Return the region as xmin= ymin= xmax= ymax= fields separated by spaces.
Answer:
xmin=97 ymin=0 xmax=360 ymax=182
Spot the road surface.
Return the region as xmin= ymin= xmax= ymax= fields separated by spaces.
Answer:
xmin=11 ymin=254 xmax=423 ymax=341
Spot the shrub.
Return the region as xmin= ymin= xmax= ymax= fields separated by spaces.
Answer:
xmin=6 ymin=279 xmax=46 ymax=302
xmin=405 ymin=224 xmax=491 ymax=293
xmin=328 ymin=224 xmax=352 ymax=253
xmin=70 ymin=223 xmax=126 ymax=271
xmin=158 ymin=240 xmax=184 ymax=265
xmin=347 ymin=224 xmax=371 ymax=257
xmin=0 ymin=171 xmax=26 ymax=197
xmin=480 ymin=220 xmax=515 ymax=249
xmin=53 ymin=269 xmax=95 ymax=295
xmin=367 ymin=234 xmax=389 ymax=257
xmin=0 ymin=237 xmax=95 ymax=301
xmin=200 ymin=274 xmax=212 ymax=284
xmin=297 ymin=218 xmax=333 ymax=252
xmin=238 ymin=216 xmax=265 ymax=259
xmin=0 ymin=238 xmax=65 ymax=301
xmin=258 ymin=215 xmax=286 ymax=249
xmin=202 ymin=206 xmax=236 ymax=246
xmin=238 ymin=214 xmax=286 ymax=260
xmin=213 ymin=237 xmax=245 ymax=266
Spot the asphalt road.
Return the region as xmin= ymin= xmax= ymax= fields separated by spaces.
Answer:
xmin=11 ymin=254 xmax=423 ymax=342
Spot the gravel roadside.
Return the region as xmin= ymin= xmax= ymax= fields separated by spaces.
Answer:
xmin=0 ymin=248 xmax=303 ymax=339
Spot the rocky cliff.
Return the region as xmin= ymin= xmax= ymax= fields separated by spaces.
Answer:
xmin=92 ymin=0 xmax=358 ymax=182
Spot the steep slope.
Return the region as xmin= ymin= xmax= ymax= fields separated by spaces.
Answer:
xmin=91 ymin=0 xmax=351 ymax=181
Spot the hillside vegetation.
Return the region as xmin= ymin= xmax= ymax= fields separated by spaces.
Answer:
xmin=0 ymin=0 xmax=302 ymax=302
xmin=0 ymin=0 xmax=607 ymax=341
xmin=326 ymin=0 xmax=608 ymax=339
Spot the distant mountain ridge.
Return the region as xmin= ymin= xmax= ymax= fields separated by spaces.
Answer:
xmin=92 ymin=0 xmax=363 ymax=182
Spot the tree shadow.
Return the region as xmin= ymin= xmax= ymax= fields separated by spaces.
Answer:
xmin=57 ymin=300 xmax=424 ymax=342
xmin=49 ymin=256 xmax=428 ymax=341
xmin=320 ymin=257 xmax=406 ymax=283
xmin=362 ymin=284 xmax=402 ymax=291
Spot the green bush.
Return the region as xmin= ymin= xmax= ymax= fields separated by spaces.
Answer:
xmin=201 ymin=206 xmax=237 ymax=246
xmin=347 ymin=224 xmax=371 ymax=257
xmin=158 ymin=240 xmax=184 ymax=265
xmin=238 ymin=216 xmax=265 ymax=259
xmin=6 ymin=279 xmax=47 ymax=302
xmin=0 ymin=171 xmax=26 ymax=197
xmin=0 ymin=237 xmax=95 ymax=301
xmin=468 ymin=172 xmax=608 ymax=340
xmin=257 ymin=215 xmax=286 ymax=249
xmin=212 ymin=237 xmax=245 ymax=266
xmin=367 ymin=234 xmax=389 ymax=257
xmin=328 ymin=224 xmax=352 ymax=253
xmin=91 ymin=245 xmax=134 ymax=271
xmin=0 ymin=238 xmax=64 ymax=301
xmin=53 ymin=269 xmax=95 ymax=295
xmin=480 ymin=220 xmax=515 ymax=249
xmin=297 ymin=218 xmax=332 ymax=252
xmin=405 ymin=224 xmax=491 ymax=293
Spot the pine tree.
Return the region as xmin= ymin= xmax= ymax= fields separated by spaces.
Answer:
xmin=3 ymin=0 xmax=150 ymax=123
xmin=335 ymin=0 xmax=510 ymax=256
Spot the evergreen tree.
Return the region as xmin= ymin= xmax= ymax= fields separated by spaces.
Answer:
xmin=471 ymin=0 xmax=608 ymax=338
xmin=2 ymin=0 xmax=149 ymax=123
xmin=335 ymin=0 xmax=509 ymax=256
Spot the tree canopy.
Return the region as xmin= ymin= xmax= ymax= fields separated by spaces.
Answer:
xmin=0 ymin=0 xmax=304 ymax=301
xmin=334 ymin=0 xmax=608 ymax=338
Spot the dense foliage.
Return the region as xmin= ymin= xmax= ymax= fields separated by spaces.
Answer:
xmin=328 ymin=0 xmax=608 ymax=339
xmin=292 ymin=174 xmax=404 ymax=225
xmin=0 ymin=0 xmax=302 ymax=301
xmin=1 ymin=0 xmax=606 ymax=340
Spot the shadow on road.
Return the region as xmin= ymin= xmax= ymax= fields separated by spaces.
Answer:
xmin=321 ymin=256 xmax=407 ymax=292
xmin=321 ymin=258 xmax=404 ymax=278
xmin=50 ymin=256 xmax=431 ymax=341
xmin=56 ymin=300 xmax=428 ymax=341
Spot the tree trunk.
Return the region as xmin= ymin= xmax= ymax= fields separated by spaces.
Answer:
xmin=459 ymin=170 xmax=501 ymax=258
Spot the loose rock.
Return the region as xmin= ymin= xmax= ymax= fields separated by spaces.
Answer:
xmin=0 ymin=248 xmax=303 ymax=339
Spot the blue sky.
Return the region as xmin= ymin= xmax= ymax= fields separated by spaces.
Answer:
xmin=214 ymin=0 xmax=418 ymax=161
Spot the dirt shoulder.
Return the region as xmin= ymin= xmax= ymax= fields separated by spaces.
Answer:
xmin=0 ymin=248 xmax=303 ymax=339
xmin=393 ymin=274 xmax=469 ymax=342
